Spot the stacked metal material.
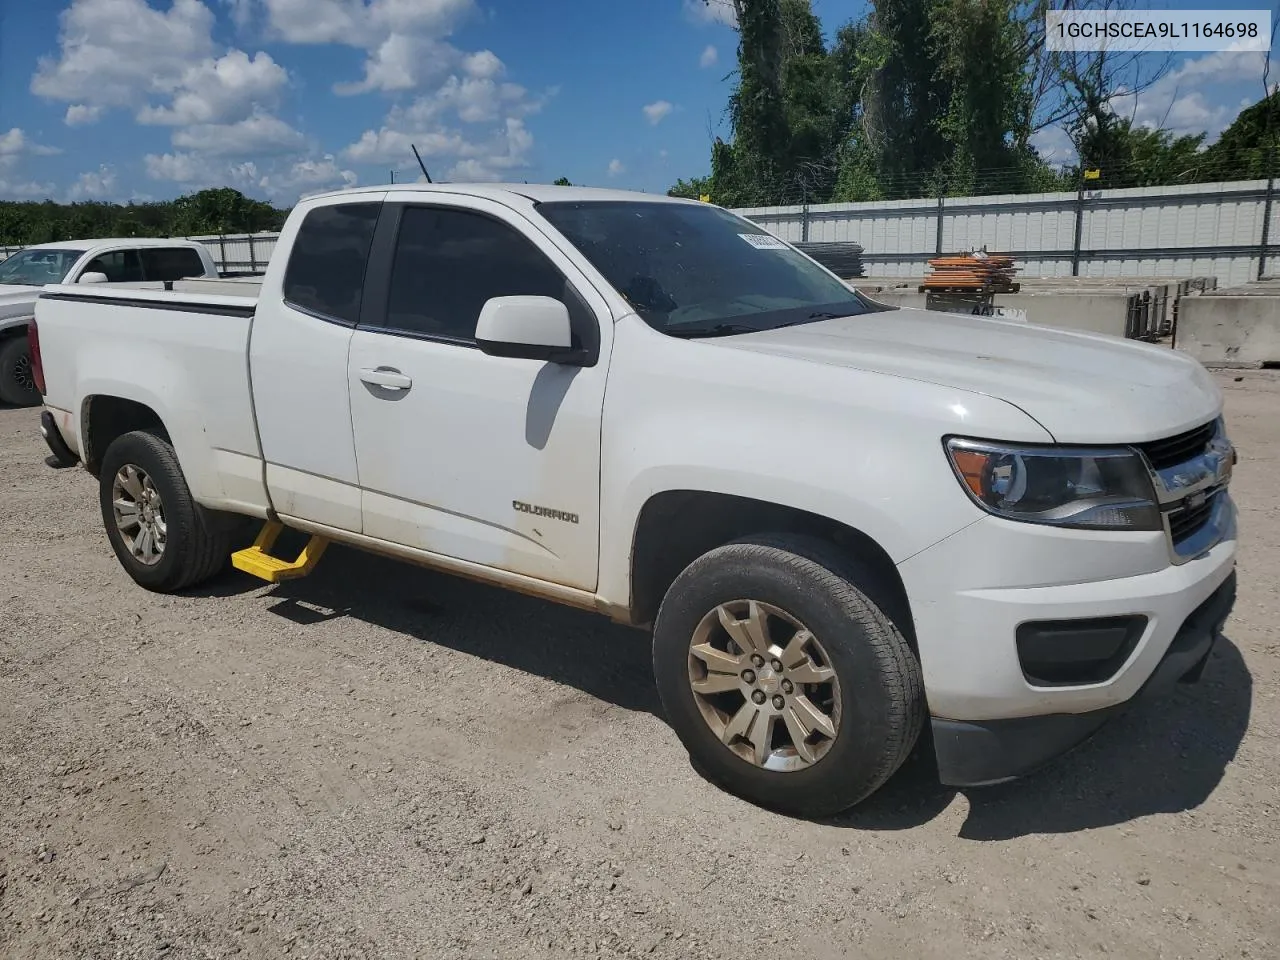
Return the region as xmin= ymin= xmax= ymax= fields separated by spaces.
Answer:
xmin=794 ymin=241 xmax=865 ymax=278
xmin=921 ymin=252 xmax=1019 ymax=293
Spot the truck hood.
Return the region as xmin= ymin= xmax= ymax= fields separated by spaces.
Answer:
xmin=714 ymin=306 xmax=1221 ymax=444
xmin=0 ymin=285 xmax=40 ymax=324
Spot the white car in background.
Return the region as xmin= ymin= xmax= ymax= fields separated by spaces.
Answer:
xmin=0 ymin=238 xmax=219 ymax=406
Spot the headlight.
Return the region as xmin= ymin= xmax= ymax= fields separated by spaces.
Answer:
xmin=944 ymin=438 xmax=1160 ymax=531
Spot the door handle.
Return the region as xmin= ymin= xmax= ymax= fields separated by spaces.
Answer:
xmin=359 ymin=367 xmax=413 ymax=391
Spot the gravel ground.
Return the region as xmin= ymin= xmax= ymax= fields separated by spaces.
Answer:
xmin=1 ymin=371 xmax=1278 ymax=960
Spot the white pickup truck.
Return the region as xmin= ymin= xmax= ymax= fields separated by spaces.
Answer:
xmin=0 ymin=237 xmax=218 ymax=406
xmin=31 ymin=184 xmax=1238 ymax=816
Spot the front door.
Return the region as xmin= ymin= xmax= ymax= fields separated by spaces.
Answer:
xmin=346 ymin=196 xmax=611 ymax=590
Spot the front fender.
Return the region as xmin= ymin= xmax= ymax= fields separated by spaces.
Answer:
xmin=595 ymin=316 xmax=1054 ymax=612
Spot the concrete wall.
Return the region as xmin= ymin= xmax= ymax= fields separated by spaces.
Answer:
xmin=996 ymin=292 xmax=1133 ymax=338
xmin=1177 ymin=293 xmax=1280 ymax=366
xmin=855 ymin=287 xmax=1137 ymax=338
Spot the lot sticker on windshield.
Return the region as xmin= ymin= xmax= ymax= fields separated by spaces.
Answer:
xmin=739 ymin=233 xmax=787 ymax=250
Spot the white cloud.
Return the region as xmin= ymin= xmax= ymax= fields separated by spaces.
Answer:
xmin=254 ymin=0 xmax=476 ymax=95
xmin=1031 ymin=124 xmax=1076 ymax=164
xmin=0 ymin=178 xmax=57 ymax=200
xmin=31 ymin=0 xmax=299 ymax=196
xmin=258 ymin=155 xmax=358 ymax=198
xmin=144 ymin=152 xmax=223 ymax=186
xmin=344 ymin=114 xmax=535 ymax=182
xmin=32 ymin=0 xmax=294 ymax=181
xmin=463 ymin=50 xmax=504 ymax=80
xmin=145 ymin=149 xmax=354 ymax=201
xmin=608 ymin=158 xmax=625 ymax=177
xmin=64 ymin=104 xmax=102 ymax=126
xmin=67 ymin=165 xmax=118 ymax=201
xmin=1108 ymin=50 xmax=1279 ymax=141
xmin=342 ymin=51 xmax=550 ymax=181
xmin=0 ymin=130 xmax=60 ymax=200
xmin=31 ymin=0 xmax=217 ymax=111
xmin=0 ymin=129 xmax=60 ymax=169
xmin=684 ymin=0 xmax=737 ymax=27
xmin=643 ymin=100 xmax=674 ymax=126
xmin=144 ymin=152 xmax=270 ymax=195
xmin=26 ymin=0 xmax=554 ymax=202
xmin=700 ymin=45 xmax=718 ymax=68
xmin=223 ymin=0 xmax=254 ymax=28
xmin=171 ymin=112 xmax=307 ymax=157
xmin=136 ymin=50 xmax=289 ymax=126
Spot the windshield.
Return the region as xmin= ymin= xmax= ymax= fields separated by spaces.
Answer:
xmin=536 ymin=200 xmax=887 ymax=338
xmin=0 ymin=249 xmax=81 ymax=286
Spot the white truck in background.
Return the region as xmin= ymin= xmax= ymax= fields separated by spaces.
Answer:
xmin=29 ymin=184 xmax=1238 ymax=816
xmin=0 ymin=238 xmax=218 ymax=406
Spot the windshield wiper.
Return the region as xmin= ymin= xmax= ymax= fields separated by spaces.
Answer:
xmin=665 ymin=322 xmax=762 ymax=339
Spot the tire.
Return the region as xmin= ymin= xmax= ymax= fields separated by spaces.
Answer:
xmin=652 ymin=534 xmax=924 ymax=818
xmin=98 ymin=430 xmax=232 ymax=592
xmin=0 ymin=335 xmax=39 ymax=407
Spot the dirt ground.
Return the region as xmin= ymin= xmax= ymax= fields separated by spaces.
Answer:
xmin=1 ymin=371 xmax=1277 ymax=960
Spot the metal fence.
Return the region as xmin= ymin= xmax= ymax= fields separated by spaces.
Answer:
xmin=736 ymin=178 xmax=1280 ymax=288
xmin=4 ymin=178 xmax=1279 ymax=288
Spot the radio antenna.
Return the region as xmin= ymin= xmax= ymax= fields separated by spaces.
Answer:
xmin=411 ymin=144 xmax=432 ymax=183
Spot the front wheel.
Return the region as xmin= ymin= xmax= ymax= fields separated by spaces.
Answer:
xmin=652 ymin=534 xmax=924 ymax=818
xmin=98 ymin=430 xmax=232 ymax=592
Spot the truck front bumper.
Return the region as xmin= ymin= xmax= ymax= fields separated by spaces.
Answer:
xmin=930 ymin=569 xmax=1236 ymax=786
xmin=897 ymin=500 xmax=1238 ymax=787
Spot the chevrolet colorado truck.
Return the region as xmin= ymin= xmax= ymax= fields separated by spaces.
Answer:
xmin=30 ymin=184 xmax=1238 ymax=816
xmin=0 ymin=237 xmax=218 ymax=407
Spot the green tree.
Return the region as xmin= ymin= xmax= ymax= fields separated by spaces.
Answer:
xmin=674 ymin=0 xmax=1243 ymax=206
xmin=1201 ymin=90 xmax=1280 ymax=181
xmin=0 ymin=188 xmax=288 ymax=247
xmin=667 ymin=176 xmax=712 ymax=199
xmin=553 ymin=177 xmax=572 ymax=186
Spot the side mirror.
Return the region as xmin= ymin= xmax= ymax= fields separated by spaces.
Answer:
xmin=475 ymin=295 xmax=581 ymax=363
xmin=78 ymin=272 xmax=109 ymax=285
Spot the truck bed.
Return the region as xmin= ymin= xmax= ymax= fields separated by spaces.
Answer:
xmin=35 ymin=283 xmax=268 ymax=516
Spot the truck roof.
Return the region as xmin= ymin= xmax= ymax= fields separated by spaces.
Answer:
xmin=17 ymin=237 xmax=208 ymax=253
xmin=303 ymin=182 xmax=699 ymax=206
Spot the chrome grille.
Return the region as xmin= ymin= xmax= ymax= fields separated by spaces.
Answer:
xmin=1136 ymin=421 xmax=1216 ymax=471
xmin=1168 ymin=491 xmax=1217 ymax=545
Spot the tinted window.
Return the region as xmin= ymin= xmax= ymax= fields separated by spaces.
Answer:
xmin=82 ymin=250 xmax=143 ymax=283
xmin=283 ymin=203 xmax=381 ymax=324
xmin=537 ymin=201 xmax=888 ymax=339
xmin=0 ymin=249 xmax=80 ymax=285
xmin=384 ymin=206 xmax=569 ymax=342
xmin=142 ymin=247 xmax=206 ymax=282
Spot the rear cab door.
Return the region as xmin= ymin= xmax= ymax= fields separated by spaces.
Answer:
xmin=345 ymin=191 xmax=613 ymax=589
xmin=249 ymin=194 xmax=388 ymax=532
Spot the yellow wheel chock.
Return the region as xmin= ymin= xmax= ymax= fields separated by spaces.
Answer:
xmin=231 ymin=521 xmax=329 ymax=583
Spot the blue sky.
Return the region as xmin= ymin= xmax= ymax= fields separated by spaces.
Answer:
xmin=0 ymin=0 xmax=1272 ymax=205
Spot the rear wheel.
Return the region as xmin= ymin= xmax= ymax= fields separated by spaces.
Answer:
xmin=99 ymin=430 xmax=232 ymax=592
xmin=0 ymin=335 xmax=39 ymax=407
xmin=652 ymin=534 xmax=924 ymax=818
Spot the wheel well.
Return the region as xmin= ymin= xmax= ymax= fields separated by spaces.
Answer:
xmin=0 ymin=324 xmax=29 ymax=343
xmin=628 ymin=490 xmax=914 ymax=642
xmin=83 ymin=396 xmax=166 ymax=475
